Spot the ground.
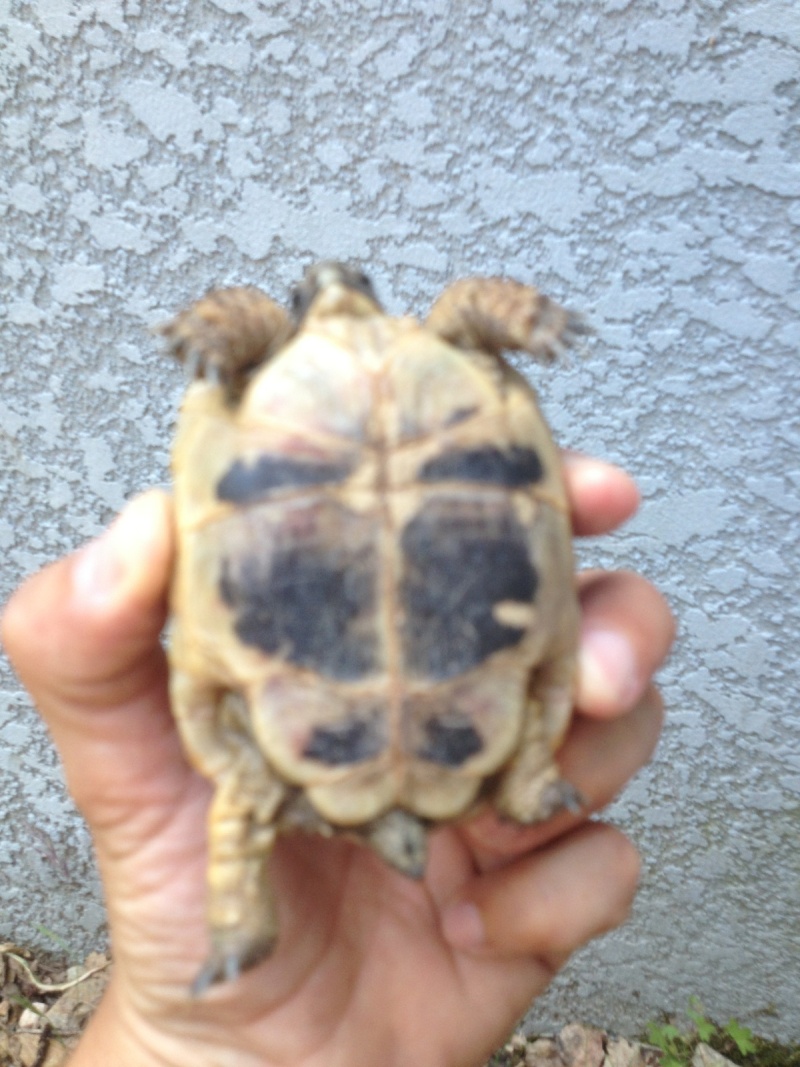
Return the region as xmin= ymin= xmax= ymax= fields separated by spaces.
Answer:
xmin=0 ymin=944 xmax=797 ymax=1067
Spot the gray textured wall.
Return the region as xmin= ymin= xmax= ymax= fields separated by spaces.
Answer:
xmin=1 ymin=0 xmax=798 ymax=1042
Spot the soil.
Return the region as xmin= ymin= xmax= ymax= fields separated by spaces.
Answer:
xmin=1 ymin=944 xmax=797 ymax=1067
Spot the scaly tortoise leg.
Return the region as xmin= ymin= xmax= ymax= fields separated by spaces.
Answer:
xmin=158 ymin=286 xmax=294 ymax=399
xmin=170 ymin=672 xmax=287 ymax=993
xmin=494 ymin=648 xmax=584 ymax=823
xmin=426 ymin=277 xmax=585 ymax=362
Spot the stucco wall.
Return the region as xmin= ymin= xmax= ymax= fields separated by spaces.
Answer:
xmin=1 ymin=0 xmax=798 ymax=1041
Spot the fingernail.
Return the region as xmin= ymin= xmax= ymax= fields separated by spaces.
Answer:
xmin=562 ymin=453 xmax=614 ymax=487
xmin=579 ymin=629 xmax=641 ymax=712
xmin=441 ymin=901 xmax=485 ymax=950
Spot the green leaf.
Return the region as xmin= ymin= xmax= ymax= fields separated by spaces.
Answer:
xmin=686 ymin=998 xmax=714 ymax=1042
xmin=650 ymin=1023 xmax=681 ymax=1046
xmin=7 ymin=992 xmax=45 ymax=1016
xmin=694 ymin=1017 xmax=716 ymax=1043
xmin=645 ymin=1022 xmax=688 ymax=1065
xmin=725 ymin=1019 xmax=757 ymax=1056
xmin=33 ymin=923 xmax=71 ymax=953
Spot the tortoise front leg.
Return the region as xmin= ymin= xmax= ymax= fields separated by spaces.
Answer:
xmin=159 ymin=286 xmax=294 ymax=398
xmin=170 ymin=671 xmax=286 ymax=993
xmin=426 ymin=277 xmax=585 ymax=363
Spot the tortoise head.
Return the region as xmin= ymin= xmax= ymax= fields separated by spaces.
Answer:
xmin=290 ymin=261 xmax=382 ymax=323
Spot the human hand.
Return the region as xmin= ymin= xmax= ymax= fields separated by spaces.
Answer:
xmin=1 ymin=454 xmax=673 ymax=1067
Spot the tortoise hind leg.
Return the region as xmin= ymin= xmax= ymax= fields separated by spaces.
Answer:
xmin=194 ymin=768 xmax=282 ymax=994
xmin=494 ymin=649 xmax=584 ymax=824
xmin=426 ymin=277 xmax=585 ymax=363
xmin=170 ymin=672 xmax=286 ymax=993
xmin=158 ymin=287 xmax=293 ymax=399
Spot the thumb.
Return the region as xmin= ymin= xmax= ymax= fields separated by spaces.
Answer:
xmin=1 ymin=491 xmax=188 ymax=822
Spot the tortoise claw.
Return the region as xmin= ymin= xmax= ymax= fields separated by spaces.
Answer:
xmin=538 ymin=779 xmax=586 ymax=819
xmin=496 ymin=775 xmax=586 ymax=825
xmin=565 ymin=309 xmax=593 ymax=339
xmin=191 ymin=930 xmax=276 ymax=997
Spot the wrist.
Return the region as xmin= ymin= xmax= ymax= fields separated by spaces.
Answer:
xmin=67 ymin=979 xmax=173 ymax=1067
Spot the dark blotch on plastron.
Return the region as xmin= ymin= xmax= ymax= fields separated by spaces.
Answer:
xmin=419 ymin=445 xmax=543 ymax=487
xmin=216 ymin=454 xmax=353 ymax=504
xmin=400 ymin=498 xmax=538 ymax=680
xmin=417 ymin=714 xmax=484 ymax=767
xmin=303 ymin=715 xmax=384 ymax=766
xmin=218 ymin=511 xmax=379 ymax=679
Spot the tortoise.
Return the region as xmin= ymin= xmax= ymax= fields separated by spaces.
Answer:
xmin=163 ymin=263 xmax=583 ymax=993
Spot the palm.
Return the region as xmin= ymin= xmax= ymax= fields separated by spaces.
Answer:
xmin=106 ymin=740 xmax=544 ymax=1066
